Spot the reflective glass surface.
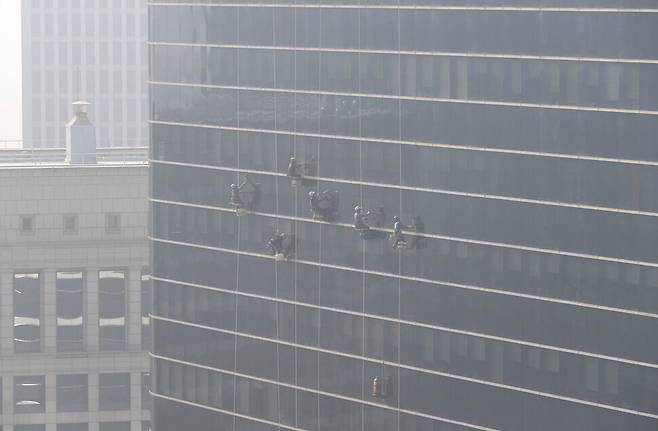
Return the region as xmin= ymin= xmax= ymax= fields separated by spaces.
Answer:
xmin=98 ymin=270 xmax=126 ymax=351
xmin=56 ymin=271 xmax=84 ymax=352
xmin=57 ymin=424 xmax=89 ymax=431
xmin=13 ymin=273 xmax=41 ymax=354
xmin=142 ymin=271 xmax=153 ymax=350
xmin=14 ymin=375 xmax=45 ymax=414
xmin=56 ymin=374 xmax=88 ymax=412
xmin=99 ymin=373 xmax=131 ymax=411
xmin=150 ymin=2 xmax=658 ymax=430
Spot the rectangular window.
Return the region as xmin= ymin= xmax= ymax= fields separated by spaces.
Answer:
xmin=56 ymin=271 xmax=84 ymax=352
xmin=113 ymin=42 xmax=122 ymax=65
xmin=99 ymin=373 xmax=131 ymax=411
xmin=16 ymin=426 xmax=46 ymax=431
xmin=85 ymin=41 xmax=95 ymax=65
xmin=585 ymin=358 xmax=600 ymax=392
xmin=20 ymin=215 xmax=35 ymax=235
xmin=56 ymin=374 xmax=88 ymax=412
xmin=99 ymin=423 xmax=130 ymax=431
xmin=142 ymin=371 xmax=152 ymax=410
xmin=85 ymin=13 xmax=95 ymax=36
xmin=72 ymin=41 xmax=82 ymax=65
xmin=32 ymin=71 xmax=41 ymax=93
xmin=106 ymin=213 xmax=121 ymax=234
xmin=99 ymin=270 xmax=126 ymax=351
xmin=57 ymin=424 xmax=89 ymax=431
xmin=14 ymin=273 xmax=41 ymax=353
xmin=86 ymin=70 xmax=95 ymax=94
xmin=141 ymin=271 xmax=152 ymax=350
xmin=63 ymin=214 xmax=78 ymax=235
xmin=14 ymin=375 xmax=45 ymax=413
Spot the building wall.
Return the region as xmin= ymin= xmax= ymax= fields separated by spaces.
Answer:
xmin=21 ymin=0 xmax=148 ymax=148
xmin=149 ymin=2 xmax=658 ymax=431
xmin=0 ymin=165 xmax=151 ymax=431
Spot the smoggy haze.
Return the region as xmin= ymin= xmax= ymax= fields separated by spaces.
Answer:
xmin=0 ymin=0 xmax=22 ymax=145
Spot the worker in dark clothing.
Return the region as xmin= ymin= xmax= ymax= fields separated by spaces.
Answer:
xmin=354 ymin=206 xmax=372 ymax=237
xmin=308 ymin=191 xmax=322 ymax=218
xmin=287 ymin=157 xmax=303 ymax=180
xmin=267 ymin=232 xmax=288 ymax=257
xmin=391 ymin=216 xmax=410 ymax=249
xmin=229 ymin=179 xmax=247 ymax=209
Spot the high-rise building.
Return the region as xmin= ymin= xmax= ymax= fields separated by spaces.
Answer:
xmin=21 ymin=0 xmax=148 ymax=148
xmin=0 ymin=148 xmax=151 ymax=431
xmin=149 ymin=3 xmax=658 ymax=430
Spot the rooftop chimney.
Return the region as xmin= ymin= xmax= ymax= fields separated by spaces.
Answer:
xmin=66 ymin=101 xmax=97 ymax=164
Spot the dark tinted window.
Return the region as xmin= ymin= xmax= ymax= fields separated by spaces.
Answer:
xmin=14 ymin=375 xmax=45 ymax=414
xmin=13 ymin=273 xmax=41 ymax=353
xmin=56 ymin=374 xmax=88 ymax=412
xmin=99 ymin=373 xmax=131 ymax=411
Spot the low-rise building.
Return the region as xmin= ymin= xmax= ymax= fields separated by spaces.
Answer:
xmin=0 ymin=150 xmax=150 ymax=431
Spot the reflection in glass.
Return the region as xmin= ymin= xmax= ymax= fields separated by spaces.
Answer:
xmin=14 ymin=375 xmax=45 ymax=413
xmin=56 ymin=271 xmax=84 ymax=352
xmin=99 ymin=270 xmax=126 ymax=351
xmin=56 ymin=374 xmax=88 ymax=412
xmin=99 ymin=423 xmax=130 ymax=431
xmin=149 ymin=3 xmax=658 ymax=430
xmin=141 ymin=271 xmax=152 ymax=350
xmin=142 ymin=371 xmax=152 ymax=411
xmin=57 ymin=424 xmax=89 ymax=431
xmin=13 ymin=273 xmax=41 ymax=353
xmin=99 ymin=373 xmax=131 ymax=411
xmin=15 ymin=425 xmax=46 ymax=431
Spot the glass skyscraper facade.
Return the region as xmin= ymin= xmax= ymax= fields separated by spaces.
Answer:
xmin=148 ymin=2 xmax=658 ymax=430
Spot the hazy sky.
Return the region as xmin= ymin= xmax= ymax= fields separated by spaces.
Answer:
xmin=0 ymin=0 xmax=22 ymax=145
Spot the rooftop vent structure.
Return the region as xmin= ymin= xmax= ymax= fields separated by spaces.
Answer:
xmin=65 ymin=101 xmax=96 ymax=164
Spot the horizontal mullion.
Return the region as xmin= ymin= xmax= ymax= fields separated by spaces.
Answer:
xmin=151 ymin=314 xmax=658 ymax=420
xmin=151 ymin=273 xmax=658 ymax=368
xmin=149 ymin=119 xmax=658 ymax=168
xmin=152 ymin=353 xmax=499 ymax=431
xmin=148 ymin=3 xmax=658 ymax=14
xmin=150 ymin=199 xmax=658 ymax=319
xmin=150 ymin=229 xmax=658 ymax=322
xmin=149 ymin=158 xmax=658 ymax=218
xmin=148 ymin=41 xmax=658 ymax=66
xmin=150 ymin=391 xmax=306 ymax=431
xmin=150 ymin=79 xmax=658 ymax=116
xmin=148 ymin=193 xmax=658 ymax=270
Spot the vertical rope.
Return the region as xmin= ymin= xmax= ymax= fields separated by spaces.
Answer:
xmin=233 ymin=6 xmax=240 ymax=431
xmin=396 ymin=2 xmax=403 ymax=430
xmin=316 ymin=7 xmax=323 ymax=430
xmin=272 ymin=6 xmax=283 ymax=429
xmin=292 ymin=5 xmax=300 ymax=429
xmin=357 ymin=4 xmax=367 ymax=430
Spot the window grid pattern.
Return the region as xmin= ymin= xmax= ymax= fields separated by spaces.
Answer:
xmin=149 ymin=3 xmax=658 ymax=431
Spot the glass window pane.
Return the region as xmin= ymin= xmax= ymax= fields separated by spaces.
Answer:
xmin=99 ymin=373 xmax=131 ymax=411
xmin=56 ymin=271 xmax=84 ymax=352
xmin=57 ymin=425 xmax=89 ymax=431
xmin=14 ymin=375 xmax=45 ymax=413
xmin=56 ymin=374 xmax=88 ymax=412
xmin=99 ymin=270 xmax=126 ymax=351
xmin=141 ymin=270 xmax=152 ymax=350
xmin=14 ymin=273 xmax=41 ymax=354
xmin=99 ymin=423 xmax=130 ymax=431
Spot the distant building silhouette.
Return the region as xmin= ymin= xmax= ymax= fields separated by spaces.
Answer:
xmin=21 ymin=0 xmax=148 ymax=148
